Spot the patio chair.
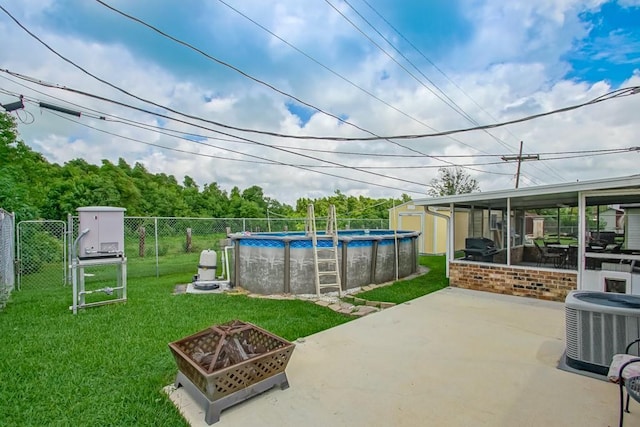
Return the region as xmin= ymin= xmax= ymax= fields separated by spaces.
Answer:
xmin=608 ymin=338 xmax=640 ymax=427
xmin=566 ymin=245 xmax=578 ymax=269
xmin=533 ymin=240 xmax=564 ymax=267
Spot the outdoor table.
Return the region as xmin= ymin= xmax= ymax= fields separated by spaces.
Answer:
xmin=547 ymin=244 xmax=570 ymax=268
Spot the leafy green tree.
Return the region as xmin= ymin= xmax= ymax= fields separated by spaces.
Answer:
xmin=293 ymin=192 xmax=407 ymax=220
xmin=242 ymin=185 xmax=268 ymax=215
xmin=427 ymin=167 xmax=480 ymax=197
xmin=182 ymin=175 xmax=202 ymax=215
xmin=101 ymin=159 xmax=142 ymax=214
xmin=200 ymin=182 xmax=229 ymax=217
xmin=0 ymin=111 xmax=415 ymax=220
xmin=265 ymin=198 xmax=294 ymax=217
xmin=0 ymin=112 xmax=54 ymax=218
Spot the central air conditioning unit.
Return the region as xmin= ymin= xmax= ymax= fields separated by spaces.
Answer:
xmin=565 ymin=291 xmax=640 ymax=375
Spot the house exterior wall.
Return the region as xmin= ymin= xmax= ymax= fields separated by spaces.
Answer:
xmin=433 ymin=214 xmax=448 ymax=253
xmin=454 ymin=211 xmax=469 ymax=252
xmin=449 ymin=262 xmax=577 ymax=302
xmin=600 ymin=209 xmax=616 ymax=232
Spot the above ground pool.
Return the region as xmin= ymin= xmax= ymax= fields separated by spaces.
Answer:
xmin=229 ymin=230 xmax=420 ymax=295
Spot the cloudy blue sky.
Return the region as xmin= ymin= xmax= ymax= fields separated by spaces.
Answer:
xmin=1 ymin=0 xmax=639 ymax=205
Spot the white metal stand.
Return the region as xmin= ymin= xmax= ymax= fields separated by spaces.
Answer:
xmin=70 ymin=257 xmax=127 ymax=314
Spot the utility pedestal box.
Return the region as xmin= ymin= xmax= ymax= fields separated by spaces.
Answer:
xmin=71 ymin=206 xmax=127 ymax=315
xmin=77 ymin=206 xmax=126 ymax=259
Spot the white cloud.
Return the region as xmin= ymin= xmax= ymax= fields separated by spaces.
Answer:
xmin=618 ymin=0 xmax=640 ymax=7
xmin=1 ymin=1 xmax=639 ymax=206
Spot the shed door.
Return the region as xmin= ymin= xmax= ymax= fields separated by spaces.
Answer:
xmin=399 ymin=213 xmax=425 ymax=253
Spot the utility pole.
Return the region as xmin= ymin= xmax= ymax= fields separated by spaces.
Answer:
xmin=501 ymin=141 xmax=539 ymax=188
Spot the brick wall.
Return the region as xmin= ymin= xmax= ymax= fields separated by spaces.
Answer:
xmin=449 ymin=262 xmax=577 ymax=301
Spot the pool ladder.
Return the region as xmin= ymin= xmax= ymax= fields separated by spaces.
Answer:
xmin=307 ymin=204 xmax=342 ymax=297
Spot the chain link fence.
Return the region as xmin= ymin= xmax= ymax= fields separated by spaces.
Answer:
xmin=67 ymin=216 xmax=388 ymax=279
xmin=6 ymin=214 xmax=387 ymax=301
xmin=16 ymin=220 xmax=67 ymax=291
xmin=539 ymin=210 xmax=621 ymax=239
xmin=0 ymin=209 xmax=15 ymax=308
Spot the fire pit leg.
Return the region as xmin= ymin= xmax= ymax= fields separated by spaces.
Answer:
xmin=276 ymin=372 xmax=290 ymax=390
xmin=174 ymin=371 xmax=291 ymax=425
xmin=174 ymin=372 xmax=222 ymax=424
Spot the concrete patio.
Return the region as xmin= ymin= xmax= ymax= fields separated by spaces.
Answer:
xmin=167 ymin=287 xmax=636 ymax=426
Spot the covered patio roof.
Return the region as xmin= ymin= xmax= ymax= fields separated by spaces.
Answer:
xmin=411 ymin=174 xmax=640 ymax=210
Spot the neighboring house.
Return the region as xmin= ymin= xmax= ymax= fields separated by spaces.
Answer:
xmin=407 ymin=175 xmax=640 ymax=302
xmin=599 ymin=207 xmax=624 ymax=233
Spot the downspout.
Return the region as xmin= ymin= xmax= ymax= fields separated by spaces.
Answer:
xmin=506 ymin=197 xmax=511 ymax=266
xmin=426 ymin=207 xmax=450 ymax=278
xmin=578 ymin=192 xmax=586 ymax=290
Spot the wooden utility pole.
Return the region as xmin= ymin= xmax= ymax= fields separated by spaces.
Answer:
xmin=501 ymin=141 xmax=539 ymax=188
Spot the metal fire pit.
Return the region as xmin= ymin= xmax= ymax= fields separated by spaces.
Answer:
xmin=168 ymin=320 xmax=295 ymax=424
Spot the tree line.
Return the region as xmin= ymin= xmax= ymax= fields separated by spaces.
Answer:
xmin=0 ymin=112 xmax=411 ymax=221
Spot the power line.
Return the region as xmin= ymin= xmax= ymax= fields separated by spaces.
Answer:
xmin=5 ymin=83 xmax=635 ymax=186
xmin=0 ymin=69 xmax=515 ymax=180
xmin=357 ymin=0 xmax=567 ymax=185
xmin=3 ymin=3 xmax=638 ymax=150
xmin=40 ymin=108 xmax=430 ymax=195
xmin=4 ymin=81 xmax=492 ymax=194
xmin=329 ymin=0 xmax=548 ymax=186
xmin=215 ymin=0 xmax=522 ymax=170
xmin=338 ymin=0 xmax=515 ymax=150
xmin=3 ymin=76 xmax=637 ymax=164
xmin=5 ymin=66 xmax=636 ymax=147
xmin=92 ymin=0 xmax=512 ymax=173
xmin=0 ymin=4 xmax=364 ymax=140
xmin=214 ymin=0 xmax=438 ymax=131
xmin=15 ymin=89 xmax=636 ymax=170
xmin=215 ymin=1 xmax=546 ymax=183
xmin=333 ymin=0 xmax=549 ymax=186
xmin=1 ymin=4 xmax=507 ymax=177
xmin=32 ymin=107 xmax=510 ymax=170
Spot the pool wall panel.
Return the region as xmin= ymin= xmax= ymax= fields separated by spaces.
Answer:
xmin=230 ymin=231 xmax=419 ymax=295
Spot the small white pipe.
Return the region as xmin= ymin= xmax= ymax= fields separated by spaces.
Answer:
xmin=224 ymin=245 xmax=233 ymax=282
xmin=79 ymin=285 xmax=125 ymax=296
xmin=71 ymin=228 xmax=90 ymax=315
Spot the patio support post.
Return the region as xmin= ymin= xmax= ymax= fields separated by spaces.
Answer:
xmin=426 ymin=207 xmax=450 ymax=278
xmin=578 ymin=192 xmax=586 ymax=289
xmin=507 ymin=197 xmax=512 ymax=266
xmin=449 ymin=203 xmax=454 ymax=276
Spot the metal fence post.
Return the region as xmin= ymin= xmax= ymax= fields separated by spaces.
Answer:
xmin=154 ymin=217 xmax=159 ymax=278
xmin=0 ymin=209 xmax=16 ymax=308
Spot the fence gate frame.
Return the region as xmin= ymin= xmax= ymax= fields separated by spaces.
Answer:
xmin=16 ymin=220 xmax=68 ymax=290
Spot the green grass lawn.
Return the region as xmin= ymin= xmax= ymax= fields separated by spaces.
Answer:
xmin=356 ymin=255 xmax=449 ymax=304
xmin=0 ymin=255 xmax=447 ymax=426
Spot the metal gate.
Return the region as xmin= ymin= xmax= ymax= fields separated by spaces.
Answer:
xmin=17 ymin=220 xmax=67 ymax=290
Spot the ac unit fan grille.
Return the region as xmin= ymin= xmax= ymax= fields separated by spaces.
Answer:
xmin=565 ymin=306 xmax=639 ymax=367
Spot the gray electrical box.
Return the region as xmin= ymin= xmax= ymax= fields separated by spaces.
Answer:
xmin=77 ymin=206 xmax=126 ymax=259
